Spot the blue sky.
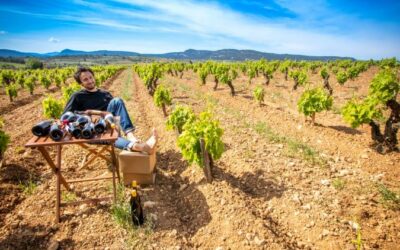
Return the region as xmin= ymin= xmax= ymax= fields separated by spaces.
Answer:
xmin=0 ymin=0 xmax=399 ymax=59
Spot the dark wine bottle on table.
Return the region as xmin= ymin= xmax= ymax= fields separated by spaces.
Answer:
xmin=49 ymin=123 xmax=64 ymax=141
xmin=104 ymin=114 xmax=116 ymax=129
xmin=94 ymin=118 xmax=107 ymax=134
xmin=77 ymin=115 xmax=91 ymax=127
xmin=60 ymin=111 xmax=78 ymax=123
xmin=81 ymin=122 xmax=94 ymax=139
xmin=67 ymin=122 xmax=82 ymax=139
xmin=31 ymin=120 xmax=52 ymax=137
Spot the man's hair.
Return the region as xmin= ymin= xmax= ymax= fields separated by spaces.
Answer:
xmin=74 ymin=67 xmax=95 ymax=84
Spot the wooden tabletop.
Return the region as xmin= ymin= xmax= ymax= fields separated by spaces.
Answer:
xmin=25 ymin=128 xmax=119 ymax=147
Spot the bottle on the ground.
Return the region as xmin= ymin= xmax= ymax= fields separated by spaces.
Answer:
xmin=130 ymin=181 xmax=144 ymax=226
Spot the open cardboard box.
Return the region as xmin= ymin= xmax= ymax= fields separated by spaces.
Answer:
xmin=119 ymin=150 xmax=156 ymax=185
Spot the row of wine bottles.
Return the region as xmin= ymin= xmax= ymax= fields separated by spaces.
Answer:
xmin=31 ymin=111 xmax=116 ymax=141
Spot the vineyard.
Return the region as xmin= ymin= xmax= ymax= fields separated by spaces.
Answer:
xmin=0 ymin=58 xmax=399 ymax=249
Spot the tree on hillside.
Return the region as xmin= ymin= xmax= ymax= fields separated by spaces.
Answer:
xmin=25 ymin=58 xmax=43 ymax=69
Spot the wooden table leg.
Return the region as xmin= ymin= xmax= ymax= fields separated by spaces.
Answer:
xmin=110 ymin=145 xmax=117 ymax=203
xmin=56 ymin=145 xmax=62 ymax=223
xmin=110 ymin=146 xmax=120 ymax=182
xmin=37 ymin=147 xmax=71 ymax=191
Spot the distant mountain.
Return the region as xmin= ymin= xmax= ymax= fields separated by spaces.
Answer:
xmin=0 ymin=48 xmax=354 ymax=61
xmin=0 ymin=49 xmax=43 ymax=57
xmin=145 ymin=49 xmax=354 ymax=61
xmin=55 ymin=49 xmax=140 ymax=57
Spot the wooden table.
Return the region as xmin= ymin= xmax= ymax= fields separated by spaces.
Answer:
xmin=25 ymin=128 xmax=120 ymax=223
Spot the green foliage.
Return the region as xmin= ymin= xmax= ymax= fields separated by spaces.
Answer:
xmin=351 ymin=223 xmax=363 ymax=250
xmin=177 ymin=112 xmax=224 ymax=167
xmin=24 ymin=76 xmax=35 ymax=94
xmin=135 ymin=63 xmax=164 ymax=93
xmin=0 ymin=130 xmax=10 ymax=156
xmin=289 ymin=70 xmax=308 ymax=87
xmin=54 ymin=75 xmax=62 ymax=88
xmin=320 ymin=67 xmax=329 ymax=79
xmin=341 ymin=97 xmax=381 ymax=128
xmin=336 ymin=71 xmax=348 ymax=85
xmin=110 ymin=184 xmax=133 ymax=229
xmin=40 ymin=74 xmax=51 ymax=89
xmin=153 ymin=85 xmax=172 ymax=107
xmin=166 ymin=105 xmax=196 ymax=134
xmin=332 ymin=178 xmax=346 ymax=190
xmin=338 ymin=59 xmax=353 ymax=69
xmin=253 ymin=85 xmax=265 ymax=105
xmin=379 ymin=57 xmax=397 ymax=69
xmin=347 ymin=66 xmax=360 ymax=80
xmin=62 ymin=82 xmax=81 ymax=103
xmin=377 ymin=183 xmax=400 ymax=210
xmin=0 ymin=117 xmax=10 ymax=157
xmin=198 ymin=67 xmax=209 ymax=85
xmin=25 ymin=58 xmax=43 ymax=69
xmin=62 ymin=191 xmax=77 ymax=202
xmin=5 ymin=84 xmax=18 ymax=102
xmin=297 ymin=87 xmax=333 ymax=117
xmin=0 ymin=70 xmax=14 ymax=85
xmin=247 ymin=66 xmax=257 ymax=84
xmin=42 ymin=95 xmax=63 ymax=119
xmin=279 ymin=60 xmax=291 ymax=73
xmin=16 ymin=74 xmax=25 ymax=88
xmin=368 ymin=69 xmax=399 ymax=104
xmin=341 ymin=69 xmax=398 ymax=129
xmin=18 ymin=179 xmax=38 ymax=196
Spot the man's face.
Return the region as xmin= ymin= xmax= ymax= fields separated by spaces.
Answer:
xmin=79 ymin=71 xmax=96 ymax=91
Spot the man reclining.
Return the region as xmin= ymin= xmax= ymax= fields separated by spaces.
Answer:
xmin=63 ymin=67 xmax=157 ymax=154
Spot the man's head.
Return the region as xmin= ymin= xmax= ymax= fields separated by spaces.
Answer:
xmin=74 ymin=67 xmax=96 ymax=92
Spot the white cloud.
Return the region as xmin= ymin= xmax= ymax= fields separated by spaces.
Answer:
xmin=48 ymin=37 xmax=60 ymax=43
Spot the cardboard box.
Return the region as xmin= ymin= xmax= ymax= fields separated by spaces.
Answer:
xmin=119 ymin=150 xmax=156 ymax=185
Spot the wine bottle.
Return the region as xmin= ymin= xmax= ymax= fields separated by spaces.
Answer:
xmin=81 ymin=122 xmax=94 ymax=139
xmin=130 ymin=190 xmax=144 ymax=226
xmin=104 ymin=114 xmax=116 ymax=129
xmin=76 ymin=115 xmax=91 ymax=127
xmin=49 ymin=123 xmax=64 ymax=141
xmin=60 ymin=111 xmax=78 ymax=123
xmin=31 ymin=120 xmax=52 ymax=137
xmin=67 ymin=122 xmax=82 ymax=139
xmin=94 ymin=118 xmax=107 ymax=134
